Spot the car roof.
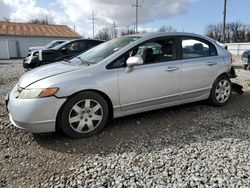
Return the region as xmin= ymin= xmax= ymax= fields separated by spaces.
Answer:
xmin=126 ymin=32 xmax=216 ymax=43
xmin=69 ymin=38 xmax=105 ymax=42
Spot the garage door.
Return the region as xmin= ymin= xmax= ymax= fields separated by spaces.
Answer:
xmin=0 ymin=39 xmax=9 ymax=59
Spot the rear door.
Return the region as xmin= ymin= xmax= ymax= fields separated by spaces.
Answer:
xmin=179 ymin=37 xmax=221 ymax=99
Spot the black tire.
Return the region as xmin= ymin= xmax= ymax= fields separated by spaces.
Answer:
xmin=59 ymin=91 xmax=109 ymax=138
xmin=243 ymin=64 xmax=248 ymax=70
xmin=208 ymin=75 xmax=232 ymax=107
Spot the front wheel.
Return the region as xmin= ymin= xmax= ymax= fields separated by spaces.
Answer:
xmin=59 ymin=91 xmax=109 ymax=138
xmin=208 ymin=75 xmax=232 ymax=107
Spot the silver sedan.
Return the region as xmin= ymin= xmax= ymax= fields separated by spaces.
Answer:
xmin=6 ymin=32 xmax=233 ymax=138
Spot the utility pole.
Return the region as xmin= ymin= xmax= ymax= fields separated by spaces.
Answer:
xmin=45 ymin=14 xmax=48 ymax=24
xmin=222 ymin=0 xmax=227 ymax=43
xmin=132 ymin=0 xmax=142 ymax=33
xmin=112 ymin=22 xmax=118 ymax=38
xmin=88 ymin=11 xmax=97 ymax=39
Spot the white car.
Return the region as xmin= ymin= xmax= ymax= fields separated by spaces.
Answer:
xmin=7 ymin=32 xmax=234 ymax=138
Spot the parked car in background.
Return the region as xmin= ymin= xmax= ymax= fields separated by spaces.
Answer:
xmin=241 ymin=50 xmax=250 ymax=70
xmin=23 ymin=39 xmax=104 ymax=70
xmin=28 ymin=40 xmax=67 ymax=52
xmin=7 ymin=32 xmax=233 ymax=138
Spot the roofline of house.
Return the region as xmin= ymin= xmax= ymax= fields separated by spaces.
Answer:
xmin=0 ymin=34 xmax=82 ymax=38
xmin=0 ymin=21 xmax=71 ymax=27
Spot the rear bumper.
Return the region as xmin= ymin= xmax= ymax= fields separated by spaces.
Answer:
xmin=7 ymin=85 xmax=66 ymax=133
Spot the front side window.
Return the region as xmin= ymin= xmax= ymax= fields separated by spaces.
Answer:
xmin=182 ymin=38 xmax=217 ymax=59
xmin=108 ymin=38 xmax=175 ymax=69
xmin=66 ymin=42 xmax=79 ymax=51
xmin=135 ymin=39 xmax=175 ymax=64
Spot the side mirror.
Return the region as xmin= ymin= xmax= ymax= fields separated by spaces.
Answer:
xmin=61 ymin=47 xmax=68 ymax=53
xmin=125 ymin=56 xmax=144 ymax=73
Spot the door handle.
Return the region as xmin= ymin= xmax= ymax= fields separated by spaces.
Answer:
xmin=165 ymin=67 xmax=179 ymax=72
xmin=207 ymin=61 xmax=218 ymax=66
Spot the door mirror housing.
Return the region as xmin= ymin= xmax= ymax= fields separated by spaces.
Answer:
xmin=61 ymin=47 xmax=68 ymax=53
xmin=125 ymin=56 xmax=144 ymax=73
xmin=126 ymin=56 xmax=144 ymax=67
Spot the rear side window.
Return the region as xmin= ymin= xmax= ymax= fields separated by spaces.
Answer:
xmin=78 ymin=41 xmax=86 ymax=50
xmin=87 ymin=41 xmax=102 ymax=49
xmin=181 ymin=38 xmax=217 ymax=59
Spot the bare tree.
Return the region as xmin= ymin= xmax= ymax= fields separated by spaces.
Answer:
xmin=205 ymin=22 xmax=250 ymax=43
xmin=95 ymin=27 xmax=113 ymax=40
xmin=120 ymin=27 xmax=136 ymax=36
xmin=158 ymin=26 xmax=176 ymax=32
xmin=28 ymin=19 xmax=48 ymax=24
xmin=2 ymin=17 xmax=10 ymax=22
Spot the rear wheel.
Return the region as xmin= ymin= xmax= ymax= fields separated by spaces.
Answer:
xmin=208 ymin=75 xmax=231 ymax=107
xmin=59 ymin=91 xmax=109 ymax=138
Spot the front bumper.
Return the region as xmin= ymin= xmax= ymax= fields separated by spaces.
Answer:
xmin=242 ymin=57 xmax=249 ymax=65
xmin=7 ymin=85 xmax=66 ymax=133
xmin=23 ymin=57 xmax=39 ymax=70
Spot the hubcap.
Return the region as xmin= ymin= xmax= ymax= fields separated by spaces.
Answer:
xmin=69 ymin=99 xmax=103 ymax=133
xmin=215 ymin=79 xmax=231 ymax=103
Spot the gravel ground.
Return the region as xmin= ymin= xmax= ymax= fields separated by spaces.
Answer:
xmin=0 ymin=60 xmax=249 ymax=187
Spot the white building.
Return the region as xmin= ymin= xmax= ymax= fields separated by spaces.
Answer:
xmin=0 ymin=21 xmax=81 ymax=59
xmin=226 ymin=42 xmax=250 ymax=57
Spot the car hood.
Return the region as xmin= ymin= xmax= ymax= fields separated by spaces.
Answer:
xmin=18 ymin=62 xmax=80 ymax=88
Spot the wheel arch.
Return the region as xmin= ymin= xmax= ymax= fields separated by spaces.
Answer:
xmin=213 ymin=72 xmax=231 ymax=84
xmin=55 ymin=89 xmax=114 ymax=132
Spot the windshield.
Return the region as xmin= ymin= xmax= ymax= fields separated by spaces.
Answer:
xmin=69 ymin=36 xmax=140 ymax=65
xmin=52 ymin=41 xmax=70 ymax=50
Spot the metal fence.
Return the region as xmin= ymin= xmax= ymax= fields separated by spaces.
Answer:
xmin=226 ymin=42 xmax=250 ymax=61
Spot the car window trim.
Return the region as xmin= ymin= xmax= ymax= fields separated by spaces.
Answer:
xmin=179 ymin=36 xmax=218 ymax=60
xmin=106 ymin=36 xmax=178 ymax=70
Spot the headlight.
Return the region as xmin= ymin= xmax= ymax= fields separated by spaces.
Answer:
xmin=18 ymin=87 xmax=59 ymax=99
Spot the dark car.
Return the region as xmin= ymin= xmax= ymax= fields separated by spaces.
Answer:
xmin=23 ymin=39 xmax=104 ymax=70
xmin=241 ymin=50 xmax=250 ymax=70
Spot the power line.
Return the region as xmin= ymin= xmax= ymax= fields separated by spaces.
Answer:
xmin=228 ymin=0 xmax=239 ymax=21
xmin=131 ymin=0 xmax=143 ymax=33
xmin=88 ymin=11 xmax=98 ymax=39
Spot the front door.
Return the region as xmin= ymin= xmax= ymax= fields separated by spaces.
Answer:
xmin=117 ymin=37 xmax=181 ymax=111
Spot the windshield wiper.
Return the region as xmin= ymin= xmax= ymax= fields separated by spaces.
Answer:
xmin=76 ymin=56 xmax=90 ymax=66
xmin=63 ymin=58 xmax=70 ymax=63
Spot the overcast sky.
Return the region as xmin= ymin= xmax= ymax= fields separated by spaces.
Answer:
xmin=1 ymin=0 xmax=249 ymax=37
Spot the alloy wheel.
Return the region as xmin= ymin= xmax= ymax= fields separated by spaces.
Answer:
xmin=215 ymin=79 xmax=231 ymax=103
xmin=68 ymin=99 xmax=103 ymax=133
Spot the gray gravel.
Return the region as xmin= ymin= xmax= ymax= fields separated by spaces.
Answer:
xmin=0 ymin=60 xmax=250 ymax=187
